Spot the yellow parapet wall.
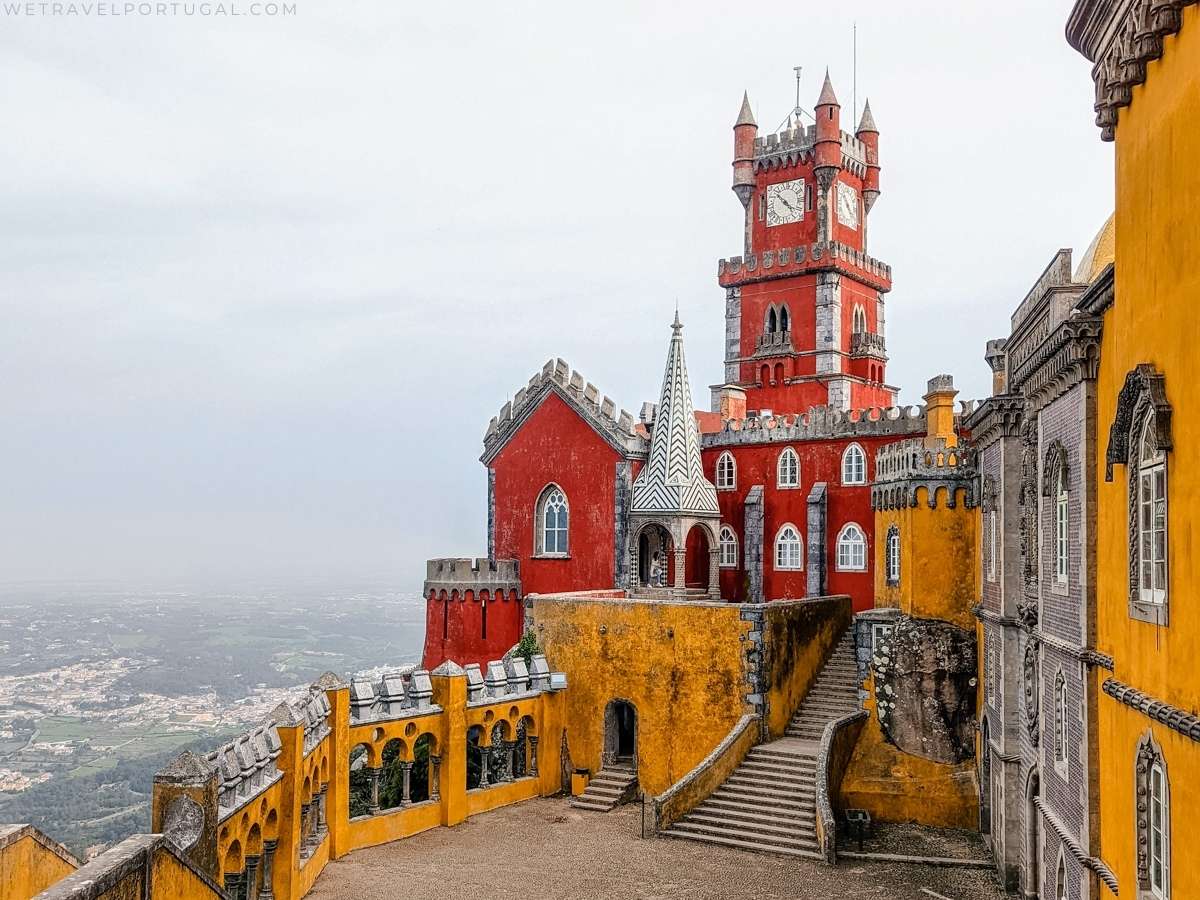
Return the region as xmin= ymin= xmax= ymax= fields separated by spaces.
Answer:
xmin=0 ymin=825 xmax=78 ymax=900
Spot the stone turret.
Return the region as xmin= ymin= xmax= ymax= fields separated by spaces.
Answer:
xmin=856 ymin=99 xmax=880 ymax=214
xmin=813 ymin=70 xmax=842 ymax=243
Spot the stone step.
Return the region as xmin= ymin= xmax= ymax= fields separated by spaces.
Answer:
xmin=727 ymin=766 xmax=814 ymax=785
xmin=686 ymin=808 xmax=817 ymax=836
xmin=699 ymin=796 xmax=815 ymax=822
xmin=737 ymin=761 xmax=814 ymax=780
xmin=668 ymin=820 xmax=816 ymax=851
xmin=580 ymin=784 xmax=625 ymax=798
xmin=722 ymin=774 xmax=813 ymax=794
xmin=747 ymin=747 xmax=815 ymax=763
xmin=709 ymin=788 xmax=814 ymax=813
xmin=717 ymin=780 xmax=815 ymax=802
xmin=663 ymin=825 xmax=821 ymax=858
xmin=568 ymin=797 xmax=614 ymax=812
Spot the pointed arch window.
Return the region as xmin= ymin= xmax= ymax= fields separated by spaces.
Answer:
xmin=1136 ymin=735 xmax=1171 ymax=899
xmin=1137 ymin=413 xmax=1168 ymax=606
xmin=885 ymin=525 xmax=900 ymax=586
xmin=777 ymin=447 xmax=800 ymax=488
xmin=836 ymin=523 xmax=867 ymax=571
xmin=842 ymin=443 xmax=867 ymax=485
xmin=852 ymin=304 xmax=867 ymax=335
xmin=774 ymin=524 xmax=803 ymax=570
xmin=718 ymin=525 xmax=738 ymax=568
xmin=1055 ymin=851 xmax=1067 ymax=900
xmin=535 ymin=485 xmax=569 ymax=557
xmin=766 ymin=306 xmax=778 ymax=334
xmin=716 ymin=452 xmax=736 ymax=491
xmin=779 ymin=305 xmax=790 ymax=332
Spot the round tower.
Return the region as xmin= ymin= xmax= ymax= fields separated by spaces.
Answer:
xmin=856 ymin=99 xmax=881 ymax=214
xmin=731 ymin=91 xmax=757 ymax=208
xmin=813 ymin=70 xmax=842 ymax=175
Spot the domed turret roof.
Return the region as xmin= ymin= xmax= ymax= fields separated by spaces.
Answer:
xmin=1073 ymin=213 xmax=1115 ymax=283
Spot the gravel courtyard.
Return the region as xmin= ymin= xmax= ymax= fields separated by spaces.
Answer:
xmin=308 ymin=798 xmax=1006 ymax=900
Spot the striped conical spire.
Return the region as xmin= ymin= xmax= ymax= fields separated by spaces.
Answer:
xmin=631 ymin=313 xmax=719 ymax=516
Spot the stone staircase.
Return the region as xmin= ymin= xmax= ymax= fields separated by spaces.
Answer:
xmin=568 ymin=762 xmax=637 ymax=812
xmin=662 ymin=630 xmax=859 ymax=858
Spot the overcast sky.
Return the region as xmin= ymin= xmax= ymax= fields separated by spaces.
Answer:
xmin=0 ymin=1 xmax=1112 ymax=587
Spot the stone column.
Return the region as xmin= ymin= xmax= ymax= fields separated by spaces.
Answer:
xmin=528 ymin=737 xmax=539 ymax=777
xmin=430 ymin=755 xmax=442 ymax=801
xmin=367 ymin=767 xmax=381 ymax=814
xmin=298 ymin=803 xmax=310 ymax=854
xmin=317 ymin=786 xmax=328 ymax=834
xmin=259 ymin=840 xmax=277 ymax=900
xmin=503 ymin=741 xmax=515 ymax=782
xmin=672 ymin=548 xmax=686 ymax=599
xmin=224 ymin=872 xmax=244 ymax=900
xmin=400 ymin=761 xmax=413 ymax=805
xmin=243 ymin=855 xmax=260 ymax=900
xmin=479 ymin=747 xmax=490 ymax=788
xmin=708 ymin=547 xmax=721 ymax=600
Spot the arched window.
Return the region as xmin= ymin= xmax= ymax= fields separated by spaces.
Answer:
xmin=836 ymin=523 xmax=867 ymax=571
xmin=774 ymin=524 xmax=803 ymax=570
xmin=1055 ymin=465 xmax=1069 ymax=585
xmin=779 ymin=305 xmax=790 ymax=332
xmin=1137 ymin=413 xmax=1168 ymax=605
xmin=1149 ymin=757 xmax=1170 ymax=898
xmin=852 ymin=304 xmax=867 ymax=334
xmin=718 ymin=526 xmax=738 ymax=568
xmin=885 ymin=525 xmax=900 ymax=586
xmin=842 ymin=443 xmax=866 ymax=485
xmin=535 ymin=485 xmax=568 ymax=556
xmin=777 ymin=447 xmax=799 ymax=488
xmin=766 ymin=306 xmax=778 ymax=334
xmin=987 ymin=510 xmax=998 ymax=582
xmin=1053 ymin=671 xmax=1068 ymax=767
xmin=1056 ymin=851 xmax=1067 ymax=900
xmin=716 ymin=452 xmax=736 ymax=491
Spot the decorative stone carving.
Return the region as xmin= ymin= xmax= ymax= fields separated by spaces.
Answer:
xmin=161 ymin=795 xmax=205 ymax=853
xmin=1106 ymin=364 xmax=1171 ymax=482
xmin=1023 ymin=642 xmax=1040 ymax=747
xmin=1018 ymin=411 xmax=1040 ymax=596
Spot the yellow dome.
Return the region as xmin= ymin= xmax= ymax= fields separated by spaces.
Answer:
xmin=1074 ymin=213 xmax=1115 ymax=283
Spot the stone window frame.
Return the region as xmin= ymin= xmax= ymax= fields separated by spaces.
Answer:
xmin=884 ymin=524 xmax=900 ymax=586
xmin=851 ymin=302 xmax=867 ymax=335
xmin=715 ymin=451 xmax=737 ymax=491
xmin=1135 ymin=414 xmax=1168 ymax=610
xmin=776 ymin=447 xmax=800 ymax=489
xmin=1135 ymin=732 xmax=1171 ymax=900
xmin=773 ymin=523 xmax=804 ymax=571
xmin=841 ymin=442 xmax=867 ymax=485
xmin=835 ymin=522 xmax=868 ymax=572
xmin=1052 ymin=669 xmax=1068 ymax=779
xmin=1042 ymin=440 xmax=1070 ymax=594
xmin=1104 ymin=364 xmax=1172 ymax=626
xmin=1055 ymin=846 xmax=1068 ymax=900
xmin=533 ymin=483 xmax=569 ymax=558
xmin=718 ymin=525 xmax=738 ymax=569
xmin=986 ymin=509 xmax=998 ymax=583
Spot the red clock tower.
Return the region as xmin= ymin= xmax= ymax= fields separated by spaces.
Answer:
xmin=716 ymin=72 xmax=895 ymax=416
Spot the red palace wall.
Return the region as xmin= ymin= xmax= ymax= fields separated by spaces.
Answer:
xmin=491 ymin=392 xmax=622 ymax=596
xmin=422 ymin=586 xmax=523 ymax=671
xmin=704 ymin=434 xmax=902 ymax=611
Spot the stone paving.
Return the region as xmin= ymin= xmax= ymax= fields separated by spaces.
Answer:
xmin=308 ymin=798 xmax=1006 ymax=900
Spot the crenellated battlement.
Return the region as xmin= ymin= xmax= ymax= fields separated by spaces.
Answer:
xmin=871 ymin=437 xmax=977 ymax=510
xmin=347 ymin=667 xmax=437 ymax=723
xmin=718 ymin=241 xmax=892 ymax=290
xmin=751 ymin=125 xmax=867 ymax=175
xmin=700 ymin=400 xmax=977 ymax=448
xmin=207 ymin=720 xmax=284 ymax=821
xmin=482 ymin=358 xmax=646 ymax=463
xmin=424 ymin=558 xmax=520 ymax=591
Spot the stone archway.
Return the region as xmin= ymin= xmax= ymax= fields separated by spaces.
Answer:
xmin=602 ymin=699 xmax=638 ymax=772
xmin=685 ymin=524 xmax=711 ymax=589
xmin=636 ymin=523 xmax=674 ymax=589
xmin=1025 ymin=768 xmax=1041 ymax=899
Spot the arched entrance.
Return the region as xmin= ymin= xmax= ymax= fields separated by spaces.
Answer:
xmin=1025 ymin=768 xmax=1041 ymax=898
xmin=603 ymin=699 xmax=637 ymax=771
xmin=636 ymin=524 xmax=673 ymax=589
xmin=685 ymin=524 xmax=711 ymax=589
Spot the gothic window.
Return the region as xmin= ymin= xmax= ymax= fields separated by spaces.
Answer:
xmin=805 ymin=183 xmax=813 ymax=211
xmin=777 ymin=448 xmax=800 ymax=488
xmin=766 ymin=306 xmax=778 ymax=334
xmin=1053 ymin=671 xmax=1068 ymax=770
xmin=715 ymin=452 xmax=736 ymax=491
xmin=779 ymin=305 xmax=790 ymax=332
xmin=1137 ymin=413 xmax=1168 ymax=606
xmin=842 ymin=443 xmax=867 ymax=485
xmin=1056 ymin=851 xmax=1067 ymax=900
xmin=757 ymin=192 xmax=765 ymax=221
xmin=774 ymin=524 xmax=803 ymax=570
xmin=987 ymin=510 xmax=998 ymax=583
xmin=1055 ymin=465 xmax=1069 ymax=586
xmin=836 ymin=523 xmax=867 ymax=571
xmin=885 ymin=525 xmax=900 ymax=586
xmin=535 ymin=485 xmax=568 ymax=556
xmin=1136 ymin=735 xmax=1171 ymax=899
xmin=718 ymin=525 xmax=738 ymax=569
xmin=852 ymin=304 xmax=867 ymax=334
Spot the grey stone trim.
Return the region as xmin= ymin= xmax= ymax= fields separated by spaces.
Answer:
xmin=36 ymin=834 xmax=226 ymax=900
xmin=1034 ymin=795 xmax=1120 ymax=895
xmin=743 ymin=485 xmax=764 ymax=602
xmin=0 ymin=824 xmax=80 ymax=869
xmin=1011 ymin=318 xmax=1103 ymax=411
xmin=724 ymin=287 xmax=741 ymax=384
xmin=481 ymin=358 xmax=646 ymax=464
xmin=613 ymin=461 xmax=632 ymax=589
xmin=972 ymin=603 xmax=1019 ymax=628
xmin=965 ymin=394 xmax=1024 ymax=445
xmin=1103 ymin=677 xmax=1200 ymax=742
xmin=487 ymin=468 xmax=496 ymax=560
xmin=1067 ymin=0 xmax=1197 ymax=141
xmin=738 ymin=607 xmax=766 ymax=722
xmin=806 ymin=482 xmax=827 ymax=597
xmin=1077 ymin=262 xmax=1114 ymax=315
xmin=424 ymin=558 xmax=521 ymax=599
xmin=871 ymin=439 xmax=977 ymax=510
xmin=1106 ymin=363 xmax=1172 ymax=481
xmin=717 ymin=240 xmax=892 ymax=291
xmin=1081 ymin=650 xmax=1114 ymax=671
xmin=702 ymin=402 xmax=930 ymax=449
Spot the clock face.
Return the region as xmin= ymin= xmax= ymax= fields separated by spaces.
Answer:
xmin=836 ymin=181 xmax=859 ymax=229
xmin=765 ymin=179 xmax=804 ymax=227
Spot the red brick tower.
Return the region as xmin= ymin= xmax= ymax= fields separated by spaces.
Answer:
xmin=715 ymin=73 xmax=895 ymax=417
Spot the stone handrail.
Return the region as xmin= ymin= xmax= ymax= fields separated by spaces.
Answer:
xmin=34 ymin=834 xmax=226 ymax=900
xmin=642 ymin=714 xmax=757 ymax=835
xmin=814 ymin=709 xmax=868 ymax=863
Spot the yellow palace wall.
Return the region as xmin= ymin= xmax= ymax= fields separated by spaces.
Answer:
xmin=1094 ymin=7 xmax=1200 ymax=897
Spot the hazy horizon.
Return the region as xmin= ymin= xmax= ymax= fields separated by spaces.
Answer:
xmin=0 ymin=1 xmax=1112 ymax=584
